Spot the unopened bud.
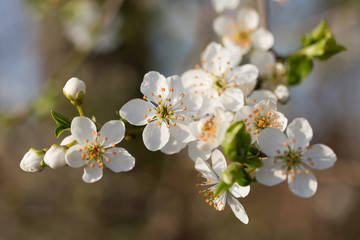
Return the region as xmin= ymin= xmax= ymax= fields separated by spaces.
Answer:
xmin=20 ymin=148 xmax=45 ymax=172
xmin=63 ymin=77 xmax=86 ymax=105
xmin=44 ymin=144 xmax=67 ymax=169
xmin=274 ymin=84 xmax=290 ymax=104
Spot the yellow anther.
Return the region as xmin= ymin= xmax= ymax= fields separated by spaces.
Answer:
xmin=174 ymin=116 xmax=178 ymax=119
xmin=305 ymin=170 xmax=310 ymax=175
xmin=183 ymin=106 xmax=187 ymax=110
xmin=167 ymin=125 xmax=170 ymax=128
xmin=147 ymin=119 xmax=151 ymax=123
xmin=78 ymin=149 xmax=82 ymax=152
xmin=207 ymin=178 xmax=211 ymax=183
xmin=275 ymin=124 xmax=279 ymax=127
xmin=290 ymin=169 xmax=295 ymax=173
xmin=94 ymin=138 xmax=98 ymax=143
xmin=248 ymin=114 xmax=252 ymax=118
xmin=158 ymin=94 xmax=162 ymax=98
xmin=106 ymin=158 xmax=110 ymax=162
xmin=157 ymin=121 xmax=161 ymax=126
xmin=90 ymin=164 xmax=94 ymax=168
xmin=161 ymin=88 xmax=165 ymax=91
xmin=85 ymin=139 xmax=89 ymax=143
xmin=97 ymin=133 xmax=100 ymax=136
xmin=143 ymin=114 xmax=147 ymax=118
xmin=92 ymin=130 xmax=96 ymax=135
xmin=195 ymin=64 xmax=201 ymax=69
xmin=150 ymin=93 xmax=154 ymax=96
xmin=259 ymin=106 xmax=264 ymax=110
xmin=179 ymin=101 xmax=183 ymax=105
xmin=181 ymin=117 xmax=185 ymax=121
xmin=291 ymin=176 xmax=295 ymax=181
xmin=290 ymin=138 xmax=295 ymax=143
xmin=172 ymin=123 xmax=176 ymax=126
xmin=283 ymin=141 xmax=288 ymax=147
xmin=246 ymin=88 xmax=250 ymax=92
xmin=180 ymin=93 xmax=185 ymax=98
xmin=248 ymin=128 xmax=252 ymax=131
xmin=297 ymin=169 xmax=302 ymax=174
xmin=143 ymin=96 xmax=147 ymax=100
xmin=112 ymin=144 xmax=116 ymax=147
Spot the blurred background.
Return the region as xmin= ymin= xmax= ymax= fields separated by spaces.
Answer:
xmin=0 ymin=0 xmax=359 ymax=239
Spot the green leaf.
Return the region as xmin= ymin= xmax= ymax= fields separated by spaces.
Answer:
xmin=287 ymin=54 xmax=314 ymax=86
xmin=221 ymin=163 xmax=252 ymax=186
xmin=221 ymin=121 xmax=251 ymax=163
xmin=242 ymin=157 xmax=263 ymax=169
xmin=299 ymin=20 xmax=346 ymax=61
xmin=214 ymin=180 xmax=231 ymax=197
xmin=51 ymin=110 xmax=71 ymax=138
xmin=301 ymin=20 xmax=329 ymax=46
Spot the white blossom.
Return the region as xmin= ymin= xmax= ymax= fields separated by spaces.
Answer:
xmin=20 ymin=148 xmax=45 ymax=172
xmin=188 ymin=108 xmax=230 ymax=161
xmin=65 ymin=117 xmax=135 ymax=183
xmin=235 ymin=99 xmax=287 ymax=143
xmin=195 ymin=150 xmax=250 ymax=224
xmin=182 ymin=42 xmax=258 ymax=115
xmin=211 ymin=0 xmax=240 ymax=13
xmin=63 ymin=77 xmax=86 ymax=103
xmin=44 ymin=145 xmax=67 ymax=169
xmin=256 ymin=118 xmax=336 ymax=198
xmin=120 ymin=71 xmax=202 ymax=152
xmin=213 ymin=8 xmax=274 ymax=56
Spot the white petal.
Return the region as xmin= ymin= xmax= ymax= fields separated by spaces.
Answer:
xmin=211 ymin=149 xmax=227 ymax=177
xmin=65 ymin=144 xmax=85 ymax=168
xmin=140 ymin=71 xmax=169 ymax=98
xmin=274 ymin=84 xmax=290 ymax=103
xmin=160 ymin=136 xmax=187 ymax=155
xmin=169 ymin=123 xmax=195 ymax=143
xmin=258 ymin=128 xmax=288 ymax=156
xmin=213 ymin=191 xmax=227 ymax=211
xmin=288 ymin=166 xmax=317 ymax=198
xmin=220 ymin=88 xmax=244 ymax=111
xmin=188 ymin=141 xmax=212 ymax=162
xmin=227 ymin=194 xmax=249 ymax=224
xmin=213 ymin=15 xmax=236 ymax=36
xmin=180 ymin=92 xmax=203 ymax=115
xmin=99 ymin=120 xmax=125 ymax=147
xmin=234 ymin=105 xmax=253 ymax=122
xmin=142 ymin=121 xmax=170 ymax=151
xmin=120 ymin=99 xmax=155 ymax=126
xmin=237 ymin=7 xmax=259 ymax=30
xmin=255 ymin=157 xmax=287 ymax=186
xmin=71 ymin=117 xmax=97 ymax=145
xmin=181 ymin=69 xmax=212 ymax=90
xmin=286 ymin=118 xmax=313 ymax=150
xmin=82 ymin=163 xmax=103 ymax=183
xmin=249 ymin=51 xmax=276 ymax=75
xmin=212 ymin=0 xmax=239 ymax=13
xmin=302 ymin=144 xmax=336 ymax=170
xmin=201 ymin=42 xmax=230 ymax=75
xmin=252 ymin=28 xmax=274 ymax=51
xmin=223 ymin=37 xmax=246 ymax=61
xmin=230 ymin=64 xmax=258 ymax=96
xmin=60 ymin=135 xmax=76 ymax=146
xmin=194 ymin=158 xmax=219 ymax=183
xmin=104 ymin=147 xmax=135 ymax=172
xmin=229 ymin=183 xmax=250 ymax=198
xmin=246 ymin=90 xmax=277 ymax=106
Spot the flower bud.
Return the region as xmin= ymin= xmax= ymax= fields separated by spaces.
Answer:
xmin=20 ymin=148 xmax=45 ymax=172
xmin=274 ymin=84 xmax=290 ymax=104
xmin=44 ymin=144 xmax=67 ymax=169
xmin=63 ymin=77 xmax=86 ymax=105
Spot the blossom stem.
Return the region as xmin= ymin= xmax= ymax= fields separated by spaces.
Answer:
xmin=76 ymin=105 xmax=84 ymax=116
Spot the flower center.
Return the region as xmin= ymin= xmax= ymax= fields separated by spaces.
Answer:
xmin=242 ymin=106 xmax=280 ymax=138
xmin=212 ymin=76 xmax=228 ymax=94
xmin=78 ymin=133 xmax=116 ymax=168
xmin=199 ymin=116 xmax=218 ymax=142
xmin=195 ymin=173 xmax=224 ymax=211
xmin=143 ymin=88 xmax=187 ymax=128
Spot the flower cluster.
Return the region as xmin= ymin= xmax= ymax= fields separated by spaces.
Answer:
xmin=21 ymin=0 xmax=343 ymax=225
